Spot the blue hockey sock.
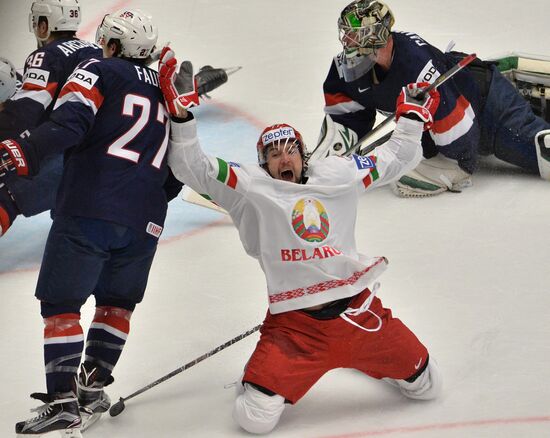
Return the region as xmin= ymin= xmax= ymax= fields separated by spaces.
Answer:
xmin=84 ymin=306 xmax=132 ymax=380
xmin=44 ymin=313 xmax=84 ymax=393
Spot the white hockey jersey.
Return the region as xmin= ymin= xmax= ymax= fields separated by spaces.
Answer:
xmin=168 ymin=116 xmax=424 ymax=314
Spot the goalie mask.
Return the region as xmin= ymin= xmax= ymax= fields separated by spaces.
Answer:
xmin=338 ymin=0 xmax=395 ymax=82
xmin=0 ymin=57 xmax=17 ymax=103
xmin=96 ymin=9 xmax=158 ymax=59
xmin=29 ymin=0 xmax=81 ymax=44
xmin=257 ymin=124 xmax=309 ymax=182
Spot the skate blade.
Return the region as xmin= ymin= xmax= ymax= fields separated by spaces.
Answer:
xmin=80 ymin=412 xmax=102 ymax=432
xmin=223 ymin=66 xmax=242 ymax=76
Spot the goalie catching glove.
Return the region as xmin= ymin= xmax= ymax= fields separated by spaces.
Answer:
xmin=158 ymin=46 xmax=199 ymax=115
xmin=0 ymin=139 xmax=29 ymax=180
xmin=395 ymin=82 xmax=440 ymax=130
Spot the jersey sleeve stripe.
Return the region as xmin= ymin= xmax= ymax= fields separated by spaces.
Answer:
xmin=324 ymin=92 xmax=353 ymax=106
xmin=430 ymin=96 xmax=475 ymax=146
xmin=10 ymin=82 xmax=58 ymax=109
xmin=216 ymin=157 xmax=238 ymax=189
xmin=55 ymin=83 xmax=105 ymax=114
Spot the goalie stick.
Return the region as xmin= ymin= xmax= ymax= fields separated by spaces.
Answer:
xmin=182 ymin=54 xmax=477 ymax=213
xmin=109 ymin=324 xmax=261 ymax=417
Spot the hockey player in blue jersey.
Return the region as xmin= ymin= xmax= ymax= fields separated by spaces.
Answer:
xmin=0 ymin=0 xmax=234 ymax=237
xmin=0 ymin=0 xmax=102 ymax=235
xmin=314 ymin=0 xmax=550 ymax=196
xmin=0 ymin=8 xmax=194 ymax=436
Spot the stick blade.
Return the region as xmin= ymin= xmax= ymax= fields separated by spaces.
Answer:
xmin=109 ymin=398 xmax=126 ymax=417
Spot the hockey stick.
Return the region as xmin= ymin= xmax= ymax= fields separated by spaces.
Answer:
xmin=182 ymin=54 xmax=477 ymax=212
xmin=343 ymin=52 xmax=478 ymax=157
xmin=109 ymin=324 xmax=261 ymax=417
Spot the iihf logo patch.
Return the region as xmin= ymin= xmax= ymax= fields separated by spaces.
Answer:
xmin=352 ymin=154 xmax=375 ymax=170
xmin=291 ymin=198 xmax=330 ymax=243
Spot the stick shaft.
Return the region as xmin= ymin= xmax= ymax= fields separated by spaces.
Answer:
xmin=120 ymin=324 xmax=261 ymax=403
xmin=343 ymin=53 xmax=477 ymax=157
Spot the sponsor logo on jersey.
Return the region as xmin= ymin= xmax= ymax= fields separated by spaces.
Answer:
xmin=23 ymin=68 xmax=50 ymax=88
xmin=66 ymin=68 xmax=99 ymax=90
xmin=228 ymin=161 xmax=241 ymax=168
xmin=352 ymin=154 xmax=375 ymax=170
xmin=280 ymin=245 xmax=342 ymax=262
xmin=417 ymin=60 xmax=441 ymax=85
xmin=146 ymin=222 xmax=163 ymax=238
xmin=261 ymin=127 xmax=296 ymax=146
xmin=291 ymin=197 xmax=329 ymax=243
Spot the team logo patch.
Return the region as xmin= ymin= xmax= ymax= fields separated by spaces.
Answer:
xmin=291 ymin=198 xmax=330 ymax=243
xmin=23 ymin=68 xmax=50 ymax=88
xmin=66 ymin=68 xmax=99 ymax=90
xmin=352 ymin=154 xmax=375 ymax=170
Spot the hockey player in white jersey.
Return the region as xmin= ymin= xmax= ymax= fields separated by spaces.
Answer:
xmin=161 ymin=46 xmax=443 ymax=433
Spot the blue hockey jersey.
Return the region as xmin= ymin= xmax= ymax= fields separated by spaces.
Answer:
xmin=0 ymin=37 xmax=102 ymax=139
xmin=19 ymin=56 xmax=171 ymax=238
xmin=323 ymin=31 xmax=484 ymax=173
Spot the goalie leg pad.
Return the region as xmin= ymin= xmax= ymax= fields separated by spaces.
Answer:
xmin=393 ymin=154 xmax=472 ymax=198
xmin=233 ymin=383 xmax=285 ymax=434
xmin=535 ymin=129 xmax=550 ymax=180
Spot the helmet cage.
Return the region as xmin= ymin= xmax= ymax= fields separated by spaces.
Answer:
xmin=96 ymin=9 xmax=158 ymax=59
xmin=256 ymin=124 xmax=306 ymax=166
xmin=338 ymin=0 xmax=394 ymax=58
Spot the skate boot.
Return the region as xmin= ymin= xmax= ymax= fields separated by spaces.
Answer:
xmin=535 ymin=129 xmax=550 ymax=180
xmin=76 ymin=362 xmax=113 ymax=432
xmin=15 ymin=391 xmax=81 ymax=437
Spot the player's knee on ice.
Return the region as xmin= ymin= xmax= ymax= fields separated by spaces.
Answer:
xmin=233 ymin=383 xmax=285 ymax=434
xmin=386 ymin=357 xmax=442 ymax=400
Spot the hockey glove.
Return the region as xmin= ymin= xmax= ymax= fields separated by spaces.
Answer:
xmin=0 ymin=139 xmax=29 ymax=179
xmin=195 ymin=65 xmax=228 ymax=98
xmin=158 ymin=46 xmax=199 ymax=116
xmin=395 ymin=82 xmax=440 ymax=131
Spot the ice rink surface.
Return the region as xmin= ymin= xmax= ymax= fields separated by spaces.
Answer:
xmin=1 ymin=0 xmax=549 ymax=437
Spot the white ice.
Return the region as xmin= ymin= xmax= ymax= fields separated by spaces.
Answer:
xmin=1 ymin=1 xmax=549 ymax=437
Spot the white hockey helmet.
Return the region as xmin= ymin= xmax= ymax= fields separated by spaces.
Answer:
xmin=0 ymin=57 xmax=17 ymax=103
xmin=96 ymin=9 xmax=158 ymax=59
xmin=29 ymin=0 xmax=81 ymax=42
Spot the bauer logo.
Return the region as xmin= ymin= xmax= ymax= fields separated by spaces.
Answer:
xmin=291 ymin=197 xmax=330 ymax=243
xmin=261 ymin=127 xmax=296 ymax=146
xmin=23 ymin=68 xmax=50 ymax=88
xmin=67 ymin=69 xmax=99 ymax=90
xmin=353 ymin=154 xmax=375 ymax=170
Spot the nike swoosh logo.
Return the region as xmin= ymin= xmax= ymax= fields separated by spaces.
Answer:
xmin=414 ymin=358 xmax=423 ymax=370
xmin=358 ymin=86 xmax=370 ymax=93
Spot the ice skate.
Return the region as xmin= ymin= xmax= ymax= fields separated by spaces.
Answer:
xmin=77 ymin=362 xmax=112 ymax=432
xmin=15 ymin=392 xmax=81 ymax=437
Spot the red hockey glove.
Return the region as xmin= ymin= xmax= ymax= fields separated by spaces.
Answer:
xmin=0 ymin=139 xmax=29 ymax=179
xmin=158 ymin=46 xmax=199 ymax=116
xmin=395 ymin=82 xmax=441 ymax=131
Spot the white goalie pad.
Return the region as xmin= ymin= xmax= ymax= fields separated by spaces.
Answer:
xmin=490 ymin=52 xmax=550 ymax=121
xmin=308 ymin=114 xmax=359 ymax=161
xmin=392 ymin=154 xmax=472 ymax=198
